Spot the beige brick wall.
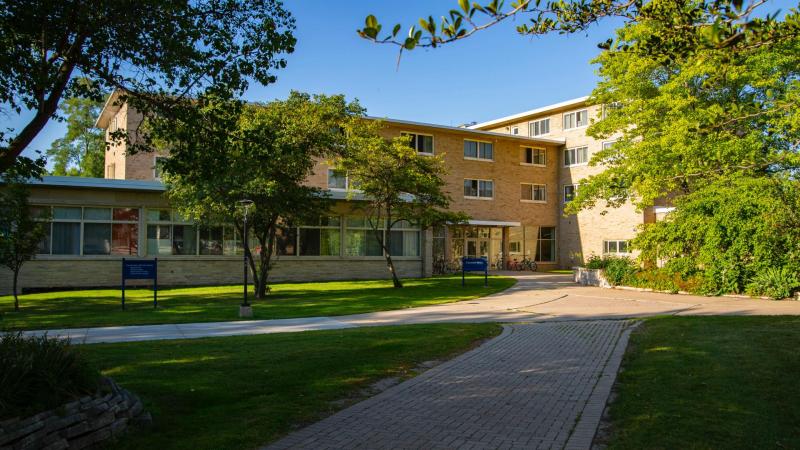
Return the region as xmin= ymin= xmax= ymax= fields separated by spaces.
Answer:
xmin=480 ymin=102 xmax=645 ymax=266
xmin=0 ymin=259 xmax=424 ymax=295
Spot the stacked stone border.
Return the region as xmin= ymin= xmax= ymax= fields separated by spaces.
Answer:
xmin=0 ymin=378 xmax=150 ymax=450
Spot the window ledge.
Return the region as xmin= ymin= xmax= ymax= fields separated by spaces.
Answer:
xmin=463 ymin=157 xmax=494 ymax=163
xmin=520 ymin=200 xmax=548 ymax=204
xmin=563 ymin=163 xmax=589 ymax=168
xmin=417 ymin=152 xmax=435 ymax=157
xmin=464 ymin=196 xmax=494 ymax=201
xmin=520 ymin=163 xmax=547 ymax=167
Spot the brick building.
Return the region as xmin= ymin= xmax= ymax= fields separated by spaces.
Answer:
xmin=0 ymin=95 xmax=658 ymax=294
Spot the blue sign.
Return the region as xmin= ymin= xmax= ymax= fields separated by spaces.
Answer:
xmin=121 ymin=258 xmax=158 ymax=310
xmin=461 ymin=257 xmax=488 ymax=287
xmin=123 ymin=260 xmax=157 ymax=279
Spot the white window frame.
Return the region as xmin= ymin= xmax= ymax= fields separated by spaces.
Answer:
xmin=153 ymin=156 xmax=168 ymax=180
xmin=528 ymin=118 xmax=550 ymax=137
xmin=520 ymin=183 xmax=547 ymax=203
xmin=327 ymin=168 xmax=349 ymax=191
xmin=563 ymin=146 xmax=589 ymax=167
xmin=401 ymin=131 xmax=435 ymax=155
xmin=563 ymin=184 xmax=578 ymax=204
xmin=521 ymin=147 xmax=546 ymax=167
xmin=603 ymin=239 xmax=631 ymax=255
xmin=510 ymin=126 xmax=519 ymax=135
xmin=464 ymin=178 xmax=494 ymax=200
xmin=563 ymin=109 xmax=588 ymax=130
xmin=463 ymin=139 xmax=494 ymax=162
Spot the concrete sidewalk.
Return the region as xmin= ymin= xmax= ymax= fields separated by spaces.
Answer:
xmin=25 ymin=273 xmax=800 ymax=344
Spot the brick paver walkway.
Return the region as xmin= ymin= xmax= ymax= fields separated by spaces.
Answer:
xmin=266 ymin=320 xmax=636 ymax=450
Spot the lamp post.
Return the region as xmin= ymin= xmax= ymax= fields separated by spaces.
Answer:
xmin=238 ymin=199 xmax=254 ymax=317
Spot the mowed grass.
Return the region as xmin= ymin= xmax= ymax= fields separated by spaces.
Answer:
xmin=0 ymin=275 xmax=515 ymax=330
xmin=607 ymin=316 xmax=800 ymax=449
xmin=81 ymin=323 xmax=502 ymax=450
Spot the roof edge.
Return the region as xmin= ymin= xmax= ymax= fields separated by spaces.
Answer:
xmin=369 ymin=116 xmax=565 ymax=145
xmin=468 ymin=96 xmax=591 ymax=130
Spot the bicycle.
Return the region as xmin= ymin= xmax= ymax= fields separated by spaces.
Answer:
xmin=516 ymin=257 xmax=538 ymax=272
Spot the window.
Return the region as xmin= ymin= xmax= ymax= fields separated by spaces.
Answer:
xmin=327 ymin=169 xmax=348 ymax=190
xmin=529 ymin=118 xmax=550 ymax=136
xmin=510 ymin=126 xmax=519 ymax=135
xmin=535 ymin=227 xmax=556 ymax=262
xmin=563 ymin=109 xmax=588 ymax=129
xmin=146 ymin=209 xmax=200 ymax=256
xmin=344 ymin=216 xmax=384 ymax=257
xmin=154 ymin=156 xmax=168 ymax=179
xmin=401 ymin=132 xmax=434 ymax=154
xmin=604 ymin=240 xmax=630 ymax=255
xmin=563 ymin=146 xmax=588 ymax=166
xmin=36 ymin=206 xmax=138 ymax=256
xmin=389 ymin=220 xmax=420 ymax=257
xmin=603 ymin=141 xmax=615 ymax=151
xmin=463 ymin=140 xmax=493 ymax=161
xmin=521 ymin=184 xmax=547 ymax=202
xmin=563 ymin=184 xmax=578 ymax=203
xmin=522 ymin=147 xmax=546 ymax=166
xmin=106 ymin=163 xmax=115 ymax=179
xmin=602 ymin=102 xmax=622 ymax=119
xmin=464 ymin=179 xmax=494 ymax=199
xmin=299 ymin=217 xmax=341 ymax=256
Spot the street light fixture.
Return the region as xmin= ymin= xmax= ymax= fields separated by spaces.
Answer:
xmin=238 ymin=199 xmax=254 ymax=317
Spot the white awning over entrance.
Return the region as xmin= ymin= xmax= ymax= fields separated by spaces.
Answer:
xmin=466 ymin=220 xmax=522 ymax=227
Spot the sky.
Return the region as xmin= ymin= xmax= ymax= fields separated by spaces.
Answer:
xmin=13 ymin=0 xmax=796 ymax=164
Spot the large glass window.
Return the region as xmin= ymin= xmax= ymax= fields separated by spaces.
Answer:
xmin=199 ymin=226 xmax=224 ymax=255
xmin=388 ymin=220 xmax=420 ymax=257
xmin=536 ymin=227 xmax=556 ymax=262
xmin=529 ymin=118 xmax=550 ymax=136
xmin=463 ymin=140 xmax=493 ymax=161
xmin=563 ymin=109 xmax=588 ymax=129
xmin=36 ymin=206 xmax=138 ymax=256
xmin=299 ymin=217 xmax=341 ymax=256
xmin=146 ymin=209 xmax=203 ymax=256
xmin=345 ymin=216 xmax=384 ymax=257
xmin=564 ymin=146 xmax=589 ymax=166
xmin=464 ymin=179 xmax=494 ymax=199
xmin=522 ymin=147 xmax=546 ymax=166
xmin=401 ymin=132 xmax=434 ymax=154
xmin=327 ymin=169 xmax=348 ymax=190
xmin=521 ymin=184 xmax=547 ymax=202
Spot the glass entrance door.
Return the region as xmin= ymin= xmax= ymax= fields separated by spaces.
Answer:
xmin=466 ymin=239 xmax=491 ymax=261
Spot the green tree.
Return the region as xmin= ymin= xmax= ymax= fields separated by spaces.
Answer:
xmin=0 ymin=173 xmax=49 ymax=311
xmin=338 ymin=121 xmax=468 ymax=288
xmin=0 ymin=0 xmax=296 ymax=174
xmin=359 ymin=0 xmax=799 ymax=62
xmin=46 ymin=91 xmax=106 ymax=178
xmin=153 ymin=92 xmax=362 ymax=299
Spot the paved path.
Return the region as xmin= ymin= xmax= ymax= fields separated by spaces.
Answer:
xmin=26 ymin=272 xmax=800 ymax=344
xmin=266 ymin=320 xmax=636 ymax=450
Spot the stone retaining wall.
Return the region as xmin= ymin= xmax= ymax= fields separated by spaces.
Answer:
xmin=0 ymin=378 xmax=149 ymax=450
xmin=573 ymin=267 xmax=611 ymax=288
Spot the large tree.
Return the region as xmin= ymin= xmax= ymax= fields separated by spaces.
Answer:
xmin=46 ymin=87 xmax=107 ymax=178
xmin=337 ymin=122 xmax=467 ymax=288
xmin=154 ymin=92 xmax=362 ymax=298
xmin=0 ymin=0 xmax=296 ymax=174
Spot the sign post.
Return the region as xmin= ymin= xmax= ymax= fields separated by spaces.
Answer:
xmin=122 ymin=258 xmax=158 ymax=310
xmin=461 ymin=257 xmax=489 ymax=287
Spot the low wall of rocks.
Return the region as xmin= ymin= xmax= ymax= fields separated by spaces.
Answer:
xmin=0 ymin=378 xmax=150 ymax=450
xmin=573 ymin=267 xmax=611 ymax=288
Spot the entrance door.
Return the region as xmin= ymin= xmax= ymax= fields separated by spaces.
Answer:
xmin=466 ymin=239 xmax=491 ymax=264
xmin=466 ymin=239 xmax=478 ymax=258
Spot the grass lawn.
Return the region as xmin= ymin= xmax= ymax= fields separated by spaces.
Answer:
xmin=546 ymin=269 xmax=574 ymax=274
xmin=606 ymin=316 xmax=800 ymax=449
xmin=81 ymin=323 xmax=501 ymax=450
xmin=0 ymin=275 xmax=515 ymax=331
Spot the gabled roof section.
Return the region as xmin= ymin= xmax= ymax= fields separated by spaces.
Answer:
xmin=371 ymin=116 xmax=566 ymax=145
xmin=94 ymin=90 xmax=125 ymax=129
xmin=468 ymin=96 xmax=590 ymax=130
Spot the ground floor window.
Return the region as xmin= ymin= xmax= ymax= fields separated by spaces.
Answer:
xmin=603 ymin=240 xmax=630 ymax=255
xmin=34 ymin=206 xmax=139 ymax=256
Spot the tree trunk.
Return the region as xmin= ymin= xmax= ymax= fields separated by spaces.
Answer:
xmin=381 ymin=208 xmax=403 ymax=288
xmin=384 ymin=253 xmax=403 ymax=288
xmin=12 ymin=267 xmax=20 ymax=312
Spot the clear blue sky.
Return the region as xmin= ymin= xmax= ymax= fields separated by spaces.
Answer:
xmin=16 ymin=0 xmax=795 ymax=163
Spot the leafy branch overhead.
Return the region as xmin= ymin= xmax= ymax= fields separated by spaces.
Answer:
xmin=358 ymin=0 xmax=800 ymax=60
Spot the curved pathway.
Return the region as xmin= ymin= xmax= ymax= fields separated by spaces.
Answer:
xmin=26 ymin=272 xmax=800 ymax=344
xmin=266 ymin=320 xmax=637 ymax=450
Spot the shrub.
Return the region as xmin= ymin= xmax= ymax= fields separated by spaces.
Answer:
xmin=747 ymin=267 xmax=800 ymax=300
xmin=603 ymin=257 xmax=638 ymax=286
xmin=585 ymin=254 xmax=606 ymax=269
xmin=628 ymin=268 xmax=681 ymax=293
xmin=0 ymin=332 xmax=101 ymax=419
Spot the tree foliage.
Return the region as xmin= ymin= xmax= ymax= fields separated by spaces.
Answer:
xmin=0 ymin=0 xmax=296 ymax=174
xmin=359 ymin=0 xmax=799 ymax=62
xmin=337 ymin=122 xmax=468 ymax=288
xmin=46 ymin=87 xmax=107 ymax=178
xmin=154 ymin=92 xmax=362 ymax=298
xmin=0 ymin=169 xmax=49 ymax=311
